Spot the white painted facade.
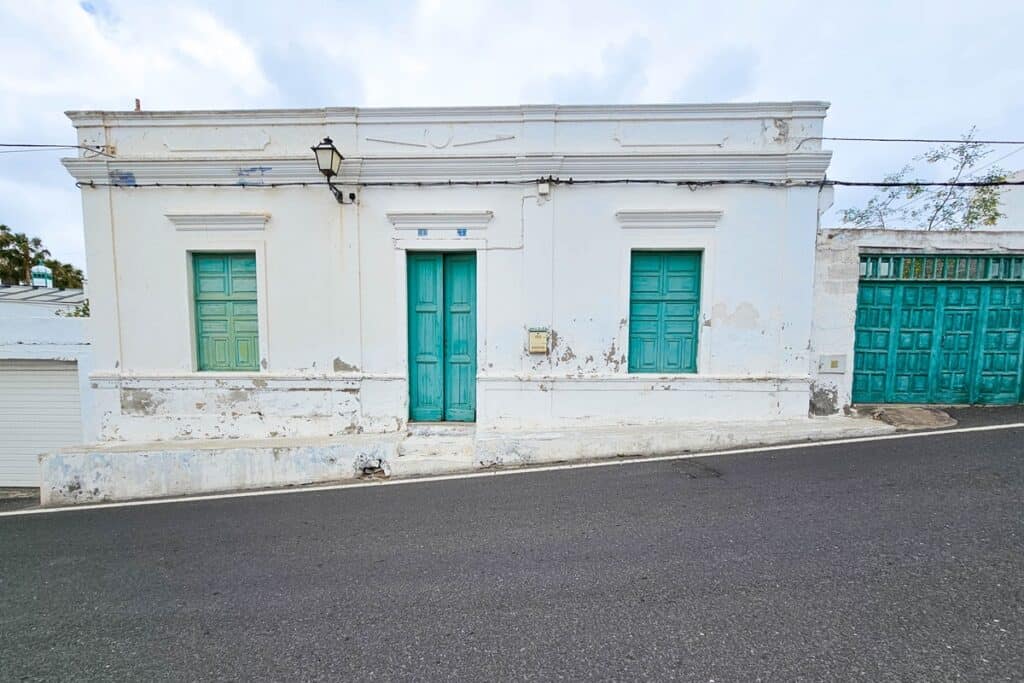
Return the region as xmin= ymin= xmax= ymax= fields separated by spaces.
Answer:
xmin=63 ymin=103 xmax=832 ymax=444
xmin=994 ymin=170 xmax=1024 ymax=230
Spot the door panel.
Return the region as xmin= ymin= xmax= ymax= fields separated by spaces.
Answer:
xmin=891 ymin=285 xmax=937 ymax=402
xmin=443 ymin=253 xmax=477 ymax=422
xmin=976 ymin=285 xmax=1024 ymax=403
xmin=852 ymin=284 xmax=895 ymax=403
xmin=407 ymin=253 xmax=445 ymax=421
xmin=933 ymin=286 xmax=980 ymax=403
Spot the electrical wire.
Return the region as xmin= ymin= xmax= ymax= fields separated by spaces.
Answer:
xmin=0 ymin=143 xmax=114 ymax=158
xmin=795 ymin=136 xmax=1024 ymax=150
xmin=811 ymin=136 xmax=1024 ymax=145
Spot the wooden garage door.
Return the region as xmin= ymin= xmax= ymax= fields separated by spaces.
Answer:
xmin=0 ymin=360 xmax=82 ymax=486
xmin=853 ymin=254 xmax=1024 ymax=404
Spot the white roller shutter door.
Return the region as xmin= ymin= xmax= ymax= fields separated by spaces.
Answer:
xmin=0 ymin=360 xmax=82 ymax=487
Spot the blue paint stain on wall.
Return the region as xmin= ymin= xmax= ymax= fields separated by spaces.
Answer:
xmin=237 ymin=166 xmax=272 ymax=186
xmin=109 ymin=170 xmax=136 ymax=186
xmin=238 ymin=166 xmax=272 ymax=176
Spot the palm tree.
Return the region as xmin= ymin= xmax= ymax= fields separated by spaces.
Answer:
xmin=0 ymin=224 xmax=20 ymax=284
xmin=0 ymin=229 xmax=50 ymax=284
xmin=43 ymin=258 xmax=84 ymax=289
xmin=1 ymin=224 xmax=82 ymax=287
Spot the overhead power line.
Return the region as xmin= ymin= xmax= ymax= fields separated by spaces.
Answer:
xmin=795 ymin=136 xmax=1024 ymax=150
xmin=809 ymin=136 xmax=1024 ymax=145
xmin=0 ymin=143 xmax=114 ymax=157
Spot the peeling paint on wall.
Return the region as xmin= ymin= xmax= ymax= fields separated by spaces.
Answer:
xmin=602 ymin=340 xmax=625 ymax=372
xmin=333 ymin=357 xmax=360 ymax=372
xmin=711 ymin=302 xmax=761 ymax=330
xmin=808 ymin=382 xmax=839 ymax=416
xmin=100 ymin=378 xmax=364 ymax=442
xmin=120 ymin=388 xmax=164 ymax=416
xmin=558 ymin=346 xmax=576 ymax=363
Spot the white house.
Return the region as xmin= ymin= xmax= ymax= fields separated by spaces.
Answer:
xmin=50 ymin=102 xmax=856 ymax=504
xmin=0 ymin=285 xmax=91 ymax=486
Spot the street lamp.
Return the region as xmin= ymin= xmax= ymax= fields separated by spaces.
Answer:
xmin=311 ymin=137 xmax=355 ymax=204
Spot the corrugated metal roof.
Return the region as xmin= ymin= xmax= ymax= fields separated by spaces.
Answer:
xmin=0 ymin=285 xmax=86 ymax=305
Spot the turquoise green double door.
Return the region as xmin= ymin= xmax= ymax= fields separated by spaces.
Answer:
xmin=407 ymin=253 xmax=477 ymax=422
xmin=853 ymin=281 xmax=1024 ymax=404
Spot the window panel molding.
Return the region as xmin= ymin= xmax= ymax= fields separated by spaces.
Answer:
xmin=387 ymin=211 xmax=494 ymax=231
xmin=616 ymin=210 xmax=722 ymax=230
xmin=168 ymin=212 xmax=269 ymax=231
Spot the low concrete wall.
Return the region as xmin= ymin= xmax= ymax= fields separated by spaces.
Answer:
xmin=40 ymin=415 xmax=894 ymax=506
xmin=40 ymin=434 xmax=401 ymax=506
xmin=810 ymin=228 xmax=1024 ymax=413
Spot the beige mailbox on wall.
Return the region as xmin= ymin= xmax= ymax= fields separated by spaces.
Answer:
xmin=528 ymin=328 xmax=550 ymax=354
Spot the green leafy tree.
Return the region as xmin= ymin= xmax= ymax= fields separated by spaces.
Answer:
xmin=0 ymin=224 xmax=17 ymax=283
xmin=56 ymin=299 xmax=89 ymax=318
xmin=43 ymin=258 xmax=84 ymax=289
xmin=841 ymin=128 xmax=1007 ymax=231
xmin=0 ymin=224 xmax=83 ymax=288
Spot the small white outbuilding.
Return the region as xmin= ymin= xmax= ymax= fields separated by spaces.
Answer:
xmin=0 ymin=286 xmax=90 ymax=486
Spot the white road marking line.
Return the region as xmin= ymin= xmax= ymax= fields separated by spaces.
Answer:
xmin=2 ymin=421 xmax=1023 ymax=518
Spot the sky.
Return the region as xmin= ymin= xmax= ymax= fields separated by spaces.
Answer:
xmin=1 ymin=0 xmax=1022 ymax=271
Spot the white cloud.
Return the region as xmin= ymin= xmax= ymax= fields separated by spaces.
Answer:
xmin=1 ymin=0 xmax=1023 ymax=270
xmin=0 ymin=0 xmax=274 ymax=266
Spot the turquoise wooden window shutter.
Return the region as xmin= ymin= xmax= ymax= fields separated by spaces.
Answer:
xmin=193 ymin=253 xmax=259 ymax=371
xmin=628 ymin=251 xmax=701 ymax=373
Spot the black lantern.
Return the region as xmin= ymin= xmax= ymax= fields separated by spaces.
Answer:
xmin=311 ymin=137 xmax=354 ymax=203
xmin=312 ymin=137 xmax=343 ymax=177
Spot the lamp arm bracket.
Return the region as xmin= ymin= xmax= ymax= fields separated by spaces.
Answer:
xmin=327 ymin=179 xmax=357 ymax=205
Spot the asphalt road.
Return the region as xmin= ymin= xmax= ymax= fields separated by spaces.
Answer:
xmin=1 ymin=427 xmax=1022 ymax=681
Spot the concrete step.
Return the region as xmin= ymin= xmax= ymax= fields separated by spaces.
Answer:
xmin=406 ymin=422 xmax=476 ymax=437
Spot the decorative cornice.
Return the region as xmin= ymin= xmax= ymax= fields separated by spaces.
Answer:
xmin=166 ymin=212 xmax=269 ymax=231
xmin=616 ymin=210 xmax=723 ymax=229
xmin=63 ymin=151 xmax=832 ymax=185
xmin=387 ymin=211 xmax=494 ymax=230
xmin=65 ymin=102 xmax=830 ymax=129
